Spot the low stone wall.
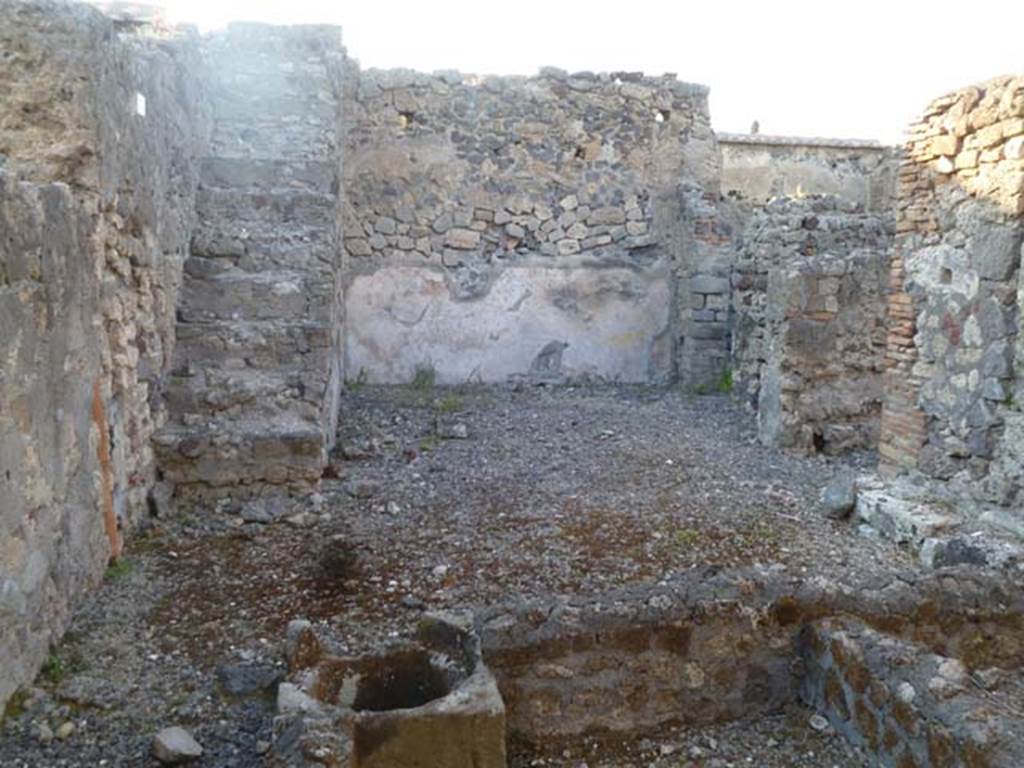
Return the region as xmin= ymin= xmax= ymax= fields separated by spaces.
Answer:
xmin=757 ymin=250 xmax=889 ymax=454
xmin=0 ymin=1 xmax=209 ymax=708
xmin=731 ymin=195 xmax=893 ymax=411
xmin=719 ymin=133 xmax=896 ymax=213
xmin=473 ymin=565 xmax=1024 ymax=750
xmin=271 ymin=565 xmax=1024 ymax=763
xmin=341 ymin=66 xmax=719 ymax=385
xmin=478 ymin=583 xmax=795 ymax=743
xmin=802 ymin=618 xmax=1024 ymax=767
xmin=878 ymin=76 xmax=1024 ymax=516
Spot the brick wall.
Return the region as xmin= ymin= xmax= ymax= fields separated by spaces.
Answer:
xmin=878 ymin=76 xmax=1024 ymax=511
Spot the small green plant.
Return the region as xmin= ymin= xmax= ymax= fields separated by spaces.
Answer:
xmin=104 ymin=558 xmax=133 ymax=581
xmin=41 ymin=653 xmax=67 ymax=685
xmin=410 ymin=363 xmax=436 ymax=391
xmin=4 ymin=688 xmax=30 ymax=719
xmin=716 ymin=368 xmax=734 ymax=394
xmin=39 ymin=640 xmax=87 ymax=686
xmin=419 ymin=433 xmax=441 ymax=452
xmin=174 ymin=511 xmax=198 ymax=528
xmin=435 ymin=392 xmax=463 ymax=414
xmin=673 ymin=527 xmax=700 ymax=549
xmin=347 ymin=367 xmax=369 ymax=392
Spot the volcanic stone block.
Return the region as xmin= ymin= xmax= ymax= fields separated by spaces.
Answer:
xmin=274 ymin=617 xmax=506 ymax=768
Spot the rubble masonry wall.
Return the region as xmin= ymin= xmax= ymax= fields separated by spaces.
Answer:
xmin=878 ymin=76 xmax=1024 ymax=513
xmin=757 ymin=249 xmax=889 ymax=454
xmin=731 ymin=196 xmax=893 ymax=413
xmin=341 ymin=66 xmax=720 ymax=385
xmin=0 ymin=0 xmax=210 ymax=706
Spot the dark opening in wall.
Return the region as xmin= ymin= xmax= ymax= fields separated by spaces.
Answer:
xmin=655 ymin=109 xmax=670 ymax=123
xmin=940 ymin=267 xmax=953 ymax=285
xmin=398 ymin=111 xmax=416 ymax=128
xmin=574 ymin=145 xmax=586 ymax=160
xmin=812 ymin=432 xmax=826 ymax=454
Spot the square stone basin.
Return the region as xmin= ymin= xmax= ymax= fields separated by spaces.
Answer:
xmin=275 ymin=615 xmax=506 ymax=768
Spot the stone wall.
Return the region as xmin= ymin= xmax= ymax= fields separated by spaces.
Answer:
xmin=802 ymin=618 xmax=1024 ymax=767
xmin=341 ymin=66 xmax=719 ymax=385
xmin=878 ymin=76 xmax=1024 ymax=513
xmin=474 ymin=566 xmax=1023 ymax=752
xmin=677 ymin=184 xmax=737 ymax=390
xmin=758 ymin=250 xmax=889 ymax=454
xmin=719 ymin=134 xmax=897 ymax=213
xmin=731 ymin=196 xmax=893 ymax=411
xmin=478 ymin=576 xmax=796 ymax=745
xmin=0 ymin=1 xmax=209 ymax=708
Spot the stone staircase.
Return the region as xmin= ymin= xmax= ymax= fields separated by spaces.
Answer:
xmin=154 ymin=23 xmax=345 ymax=496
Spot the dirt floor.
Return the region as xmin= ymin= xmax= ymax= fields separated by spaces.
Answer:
xmin=0 ymin=385 xmax=914 ymax=767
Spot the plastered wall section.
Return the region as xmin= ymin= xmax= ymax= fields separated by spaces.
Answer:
xmin=719 ymin=134 xmax=896 ymax=214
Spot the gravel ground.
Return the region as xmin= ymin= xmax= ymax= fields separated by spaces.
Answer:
xmin=0 ymin=384 xmax=912 ymax=767
xmin=509 ymin=705 xmax=871 ymax=767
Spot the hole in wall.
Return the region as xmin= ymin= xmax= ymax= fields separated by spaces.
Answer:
xmin=654 ymin=109 xmax=670 ymax=123
xmin=940 ymin=267 xmax=953 ymax=285
xmin=812 ymin=432 xmax=826 ymax=454
xmin=398 ymin=111 xmax=416 ymax=128
xmin=574 ymin=145 xmax=586 ymax=160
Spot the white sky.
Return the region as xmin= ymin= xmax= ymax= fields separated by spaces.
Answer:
xmin=162 ymin=0 xmax=1024 ymax=144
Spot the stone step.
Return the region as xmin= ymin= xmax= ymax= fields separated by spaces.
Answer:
xmin=153 ymin=414 xmax=326 ymax=488
xmin=190 ymin=219 xmax=336 ymax=263
xmin=199 ymin=157 xmax=336 ymax=194
xmin=173 ymin=319 xmax=332 ymax=372
xmin=194 ymin=188 xmax=336 ymax=227
xmin=190 ymin=225 xmax=336 ymax=268
xmin=185 ymin=240 xmax=337 ymax=275
xmin=163 ymin=368 xmax=320 ymax=420
xmin=207 ymin=67 xmax=332 ymax=97
xmin=209 ymin=120 xmax=338 ymax=161
xmin=203 ymin=56 xmax=333 ymax=81
xmin=177 ymin=266 xmax=329 ymax=323
xmin=183 ymin=252 xmax=333 ymax=281
xmin=208 ymin=23 xmax=342 ymax=59
xmin=211 ymin=91 xmax=337 ymax=126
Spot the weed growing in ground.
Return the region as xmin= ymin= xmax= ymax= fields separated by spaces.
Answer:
xmin=104 ymin=558 xmax=133 ymax=581
xmin=410 ymin=363 xmax=436 ymax=391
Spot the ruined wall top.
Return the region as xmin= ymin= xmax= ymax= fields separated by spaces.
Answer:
xmin=718 ymin=132 xmax=886 ymax=150
xmin=342 ymin=58 xmax=718 ymax=274
xmin=356 ymin=65 xmax=708 ymax=96
xmin=719 ymin=132 xmax=897 ymax=213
